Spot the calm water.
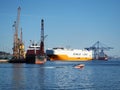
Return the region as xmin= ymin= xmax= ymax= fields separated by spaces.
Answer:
xmin=0 ymin=59 xmax=120 ymax=90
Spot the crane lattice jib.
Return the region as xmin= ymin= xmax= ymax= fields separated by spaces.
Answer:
xmin=90 ymin=41 xmax=113 ymax=51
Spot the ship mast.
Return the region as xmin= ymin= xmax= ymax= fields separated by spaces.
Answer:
xmin=40 ymin=19 xmax=44 ymax=55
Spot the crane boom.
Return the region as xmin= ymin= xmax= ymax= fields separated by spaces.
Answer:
xmin=15 ymin=6 xmax=21 ymax=35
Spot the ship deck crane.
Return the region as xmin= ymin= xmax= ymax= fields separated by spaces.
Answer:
xmin=86 ymin=41 xmax=113 ymax=60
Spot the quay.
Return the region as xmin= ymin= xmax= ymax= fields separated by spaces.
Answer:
xmin=0 ymin=60 xmax=9 ymax=63
xmin=8 ymin=59 xmax=26 ymax=63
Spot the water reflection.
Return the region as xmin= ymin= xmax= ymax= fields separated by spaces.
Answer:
xmin=11 ymin=64 xmax=25 ymax=90
xmin=34 ymin=65 xmax=45 ymax=90
xmin=11 ymin=64 xmax=46 ymax=90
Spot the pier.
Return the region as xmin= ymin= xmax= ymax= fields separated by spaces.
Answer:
xmin=0 ymin=60 xmax=9 ymax=63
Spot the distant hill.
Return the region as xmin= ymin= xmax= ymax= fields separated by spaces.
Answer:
xmin=0 ymin=51 xmax=10 ymax=55
xmin=0 ymin=51 xmax=11 ymax=60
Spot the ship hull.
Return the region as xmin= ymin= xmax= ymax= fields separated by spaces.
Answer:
xmin=46 ymin=48 xmax=93 ymax=61
xmin=47 ymin=55 xmax=92 ymax=61
xmin=35 ymin=55 xmax=46 ymax=64
xmin=26 ymin=54 xmax=46 ymax=64
xmin=98 ymin=57 xmax=108 ymax=60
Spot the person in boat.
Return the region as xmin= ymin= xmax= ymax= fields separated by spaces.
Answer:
xmin=74 ymin=64 xmax=85 ymax=69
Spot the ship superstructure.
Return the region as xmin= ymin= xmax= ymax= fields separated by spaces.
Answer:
xmin=26 ymin=42 xmax=41 ymax=63
xmin=46 ymin=47 xmax=93 ymax=61
xmin=26 ymin=19 xmax=46 ymax=64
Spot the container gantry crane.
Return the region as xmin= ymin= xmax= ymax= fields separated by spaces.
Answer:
xmin=86 ymin=41 xmax=113 ymax=60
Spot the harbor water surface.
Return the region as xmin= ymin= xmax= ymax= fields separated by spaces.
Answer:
xmin=0 ymin=59 xmax=120 ymax=90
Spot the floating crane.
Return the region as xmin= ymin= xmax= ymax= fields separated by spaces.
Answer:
xmin=86 ymin=41 xmax=113 ymax=60
xmin=12 ymin=6 xmax=25 ymax=60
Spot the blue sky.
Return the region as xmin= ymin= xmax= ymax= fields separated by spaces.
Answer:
xmin=0 ymin=0 xmax=120 ymax=56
